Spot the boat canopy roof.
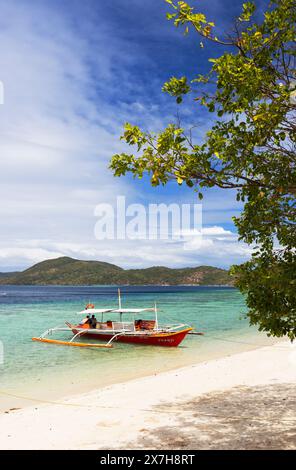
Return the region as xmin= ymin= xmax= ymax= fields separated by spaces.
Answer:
xmin=78 ymin=308 xmax=113 ymax=315
xmin=112 ymin=308 xmax=155 ymax=313
xmin=78 ymin=308 xmax=154 ymax=315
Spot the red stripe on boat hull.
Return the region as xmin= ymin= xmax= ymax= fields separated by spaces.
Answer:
xmin=71 ymin=327 xmax=191 ymax=347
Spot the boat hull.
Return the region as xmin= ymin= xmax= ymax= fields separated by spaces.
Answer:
xmin=71 ymin=326 xmax=192 ymax=347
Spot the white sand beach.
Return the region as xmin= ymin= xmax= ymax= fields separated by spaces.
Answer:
xmin=0 ymin=340 xmax=295 ymax=450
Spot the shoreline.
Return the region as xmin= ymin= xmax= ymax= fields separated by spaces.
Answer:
xmin=0 ymin=340 xmax=295 ymax=450
xmin=0 ymin=331 xmax=284 ymax=413
xmin=0 ymin=283 xmax=235 ymax=287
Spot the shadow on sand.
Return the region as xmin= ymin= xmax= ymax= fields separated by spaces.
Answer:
xmin=131 ymin=383 xmax=296 ymax=450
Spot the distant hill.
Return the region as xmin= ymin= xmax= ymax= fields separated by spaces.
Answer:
xmin=0 ymin=256 xmax=233 ymax=286
xmin=0 ymin=272 xmax=19 ymax=278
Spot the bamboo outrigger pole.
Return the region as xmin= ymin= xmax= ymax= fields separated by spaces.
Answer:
xmin=32 ymin=337 xmax=113 ymax=348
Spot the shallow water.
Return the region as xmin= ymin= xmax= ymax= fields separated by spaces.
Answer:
xmin=0 ymin=285 xmax=278 ymax=410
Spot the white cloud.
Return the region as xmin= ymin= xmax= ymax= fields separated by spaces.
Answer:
xmin=0 ymin=0 xmax=141 ymax=255
xmin=0 ymin=247 xmax=64 ymax=267
xmin=201 ymin=226 xmax=234 ymax=236
xmin=0 ymin=0 xmax=249 ymax=272
xmin=0 ymin=224 xmax=253 ymax=271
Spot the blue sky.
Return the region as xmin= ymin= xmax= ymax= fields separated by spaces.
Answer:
xmin=0 ymin=0 xmax=267 ymax=271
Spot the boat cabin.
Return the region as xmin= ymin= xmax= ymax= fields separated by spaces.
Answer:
xmin=78 ymin=307 xmax=157 ymax=332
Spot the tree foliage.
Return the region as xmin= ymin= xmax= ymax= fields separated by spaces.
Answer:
xmin=110 ymin=0 xmax=296 ymax=339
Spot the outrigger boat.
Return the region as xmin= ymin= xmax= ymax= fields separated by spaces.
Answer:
xmin=32 ymin=290 xmax=194 ymax=349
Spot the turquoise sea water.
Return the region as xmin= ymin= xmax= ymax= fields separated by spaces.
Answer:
xmin=0 ymin=285 xmax=278 ymax=410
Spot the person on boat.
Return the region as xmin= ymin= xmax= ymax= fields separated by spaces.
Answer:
xmin=90 ymin=314 xmax=97 ymax=329
xmin=135 ymin=319 xmax=143 ymax=330
xmin=80 ymin=314 xmax=90 ymax=326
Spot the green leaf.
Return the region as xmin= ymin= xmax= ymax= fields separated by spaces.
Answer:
xmin=110 ymin=0 xmax=296 ymax=340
